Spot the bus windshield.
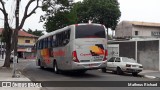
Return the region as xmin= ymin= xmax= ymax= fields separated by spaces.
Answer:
xmin=75 ymin=25 xmax=106 ymax=38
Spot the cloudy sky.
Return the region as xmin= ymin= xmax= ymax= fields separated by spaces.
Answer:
xmin=0 ymin=0 xmax=160 ymax=32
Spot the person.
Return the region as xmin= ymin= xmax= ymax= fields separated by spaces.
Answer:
xmin=10 ymin=51 xmax=18 ymax=63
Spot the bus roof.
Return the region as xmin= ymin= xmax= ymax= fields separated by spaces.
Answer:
xmin=38 ymin=23 xmax=104 ymax=41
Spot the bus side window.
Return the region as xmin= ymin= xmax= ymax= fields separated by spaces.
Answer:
xmin=47 ymin=37 xmax=49 ymax=48
xmin=41 ymin=39 xmax=44 ymax=49
xmin=66 ymin=29 xmax=70 ymax=40
xmin=48 ymin=36 xmax=52 ymax=48
xmin=52 ymin=35 xmax=56 ymax=48
xmin=59 ymin=33 xmax=62 ymax=46
xmin=38 ymin=41 xmax=41 ymax=50
xmin=55 ymin=34 xmax=58 ymax=47
xmin=44 ymin=38 xmax=46 ymax=48
xmin=36 ymin=41 xmax=39 ymax=50
xmin=39 ymin=40 xmax=42 ymax=49
xmin=39 ymin=40 xmax=41 ymax=49
xmin=46 ymin=38 xmax=48 ymax=48
xmin=63 ymin=29 xmax=70 ymax=45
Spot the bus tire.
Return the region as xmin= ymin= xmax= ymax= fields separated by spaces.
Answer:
xmin=78 ymin=70 xmax=87 ymax=74
xmin=101 ymin=68 xmax=107 ymax=73
xmin=53 ymin=61 xmax=60 ymax=74
xmin=39 ymin=60 xmax=44 ymax=69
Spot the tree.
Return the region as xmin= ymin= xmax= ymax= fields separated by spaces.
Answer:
xmin=44 ymin=10 xmax=77 ymax=32
xmin=0 ymin=0 xmax=40 ymax=67
xmin=40 ymin=0 xmax=76 ymax=32
xmin=74 ymin=0 xmax=121 ymax=37
xmin=24 ymin=29 xmax=44 ymax=36
xmin=42 ymin=0 xmax=121 ymax=34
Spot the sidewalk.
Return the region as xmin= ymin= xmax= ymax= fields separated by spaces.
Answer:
xmin=0 ymin=65 xmax=41 ymax=90
xmin=139 ymin=70 xmax=160 ymax=79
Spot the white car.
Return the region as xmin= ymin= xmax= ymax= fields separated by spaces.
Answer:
xmin=102 ymin=57 xmax=143 ymax=76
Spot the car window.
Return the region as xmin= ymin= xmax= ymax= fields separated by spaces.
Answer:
xmin=108 ymin=57 xmax=115 ymax=62
xmin=115 ymin=58 xmax=120 ymax=62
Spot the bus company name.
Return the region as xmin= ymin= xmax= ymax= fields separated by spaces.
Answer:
xmin=52 ymin=50 xmax=65 ymax=56
xmin=80 ymin=53 xmax=92 ymax=56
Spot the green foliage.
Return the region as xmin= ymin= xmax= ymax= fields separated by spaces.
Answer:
xmin=40 ymin=0 xmax=73 ymax=22
xmin=42 ymin=0 xmax=121 ymax=32
xmin=41 ymin=0 xmax=75 ymax=32
xmin=45 ymin=9 xmax=78 ymax=32
xmin=24 ymin=29 xmax=44 ymax=36
xmin=75 ymin=0 xmax=121 ymax=30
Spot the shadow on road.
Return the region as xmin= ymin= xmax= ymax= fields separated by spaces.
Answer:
xmin=104 ymin=71 xmax=143 ymax=78
xmin=40 ymin=68 xmax=102 ymax=78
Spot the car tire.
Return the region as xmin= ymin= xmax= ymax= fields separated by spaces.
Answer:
xmin=116 ymin=67 xmax=123 ymax=75
xmin=132 ymin=72 xmax=138 ymax=76
xmin=101 ymin=68 xmax=107 ymax=73
xmin=53 ymin=61 xmax=60 ymax=74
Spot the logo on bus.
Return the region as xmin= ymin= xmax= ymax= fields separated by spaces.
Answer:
xmin=90 ymin=45 xmax=104 ymax=56
xmin=52 ymin=50 xmax=65 ymax=56
xmin=80 ymin=53 xmax=92 ymax=56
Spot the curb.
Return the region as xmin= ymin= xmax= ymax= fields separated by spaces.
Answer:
xmin=143 ymin=75 xmax=157 ymax=79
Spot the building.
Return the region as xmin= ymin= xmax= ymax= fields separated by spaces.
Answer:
xmin=115 ymin=21 xmax=160 ymax=39
xmin=109 ymin=39 xmax=160 ymax=71
xmin=0 ymin=28 xmax=38 ymax=59
xmin=110 ymin=21 xmax=160 ymax=71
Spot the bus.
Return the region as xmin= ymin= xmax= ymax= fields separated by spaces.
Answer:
xmin=35 ymin=23 xmax=108 ymax=73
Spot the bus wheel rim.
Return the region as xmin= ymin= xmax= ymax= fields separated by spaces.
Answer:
xmin=54 ymin=64 xmax=57 ymax=72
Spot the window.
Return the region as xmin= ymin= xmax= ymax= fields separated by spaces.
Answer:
xmin=76 ymin=25 xmax=106 ymax=38
xmin=108 ymin=57 xmax=115 ymax=62
xmin=135 ymin=31 xmax=138 ymax=35
xmin=52 ymin=35 xmax=56 ymax=47
xmin=54 ymin=29 xmax=70 ymax=47
xmin=37 ymin=41 xmax=41 ymax=50
xmin=25 ymin=40 xmax=30 ymax=43
xmin=48 ymin=36 xmax=52 ymax=48
xmin=115 ymin=58 xmax=120 ymax=62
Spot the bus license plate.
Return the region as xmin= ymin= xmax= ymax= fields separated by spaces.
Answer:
xmin=93 ymin=56 xmax=103 ymax=61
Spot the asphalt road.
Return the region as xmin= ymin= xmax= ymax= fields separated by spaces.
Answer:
xmin=17 ymin=59 xmax=160 ymax=90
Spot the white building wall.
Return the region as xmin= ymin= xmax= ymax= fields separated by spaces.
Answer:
xmin=132 ymin=26 xmax=160 ymax=37
xmin=115 ymin=21 xmax=133 ymax=38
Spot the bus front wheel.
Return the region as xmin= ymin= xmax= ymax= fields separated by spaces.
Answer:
xmin=39 ymin=60 xmax=44 ymax=69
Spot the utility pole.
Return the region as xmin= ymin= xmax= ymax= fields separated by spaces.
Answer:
xmin=12 ymin=0 xmax=21 ymax=78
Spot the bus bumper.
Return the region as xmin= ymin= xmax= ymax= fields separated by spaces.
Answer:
xmin=71 ymin=61 xmax=107 ymax=70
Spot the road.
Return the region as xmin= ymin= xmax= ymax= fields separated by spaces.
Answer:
xmin=17 ymin=59 xmax=160 ymax=90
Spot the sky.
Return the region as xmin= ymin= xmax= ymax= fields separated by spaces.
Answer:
xmin=1 ymin=0 xmax=160 ymax=33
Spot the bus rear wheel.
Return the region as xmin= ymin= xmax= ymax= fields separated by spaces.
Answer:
xmin=53 ymin=61 xmax=60 ymax=74
xmin=101 ymin=68 xmax=107 ymax=73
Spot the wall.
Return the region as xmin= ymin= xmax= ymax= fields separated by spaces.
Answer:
xmin=109 ymin=40 xmax=160 ymax=70
xmin=18 ymin=37 xmax=36 ymax=45
xmin=132 ymin=26 xmax=160 ymax=37
xmin=115 ymin=21 xmax=133 ymax=38
xmin=110 ymin=42 xmax=135 ymax=59
xmin=137 ymin=40 xmax=159 ymax=70
xmin=115 ymin=21 xmax=160 ymax=38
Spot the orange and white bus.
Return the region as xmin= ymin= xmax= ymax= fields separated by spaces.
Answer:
xmin=35 ymin=23 xmax=108 ymax=73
